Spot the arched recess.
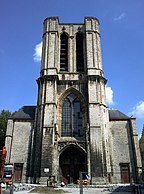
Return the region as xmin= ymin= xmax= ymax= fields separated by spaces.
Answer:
xmin=59 ymin=145 xmax=87 ymax=184
xmin=76 ymin=32 xmax=84 ymax=72
xmin=57 ymin=88 xmax=87 ymax=139
xmin=60 ymin=32 xmax=68 ymax=71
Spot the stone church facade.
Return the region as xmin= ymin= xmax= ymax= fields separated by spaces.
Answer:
xmin=5 ymin=17 xmax=141 ymax=184
xmin=139 ymin=126 xmax=144 ymax=168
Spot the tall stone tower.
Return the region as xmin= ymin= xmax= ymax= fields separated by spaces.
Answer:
xmin=32 ymin=16 xmax=111 ymax=184
xmin=5 ymin=16 xmax=141 ymax=184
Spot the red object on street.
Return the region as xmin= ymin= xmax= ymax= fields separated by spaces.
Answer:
xmin=0 ymin=147 xmax=7 ymax=194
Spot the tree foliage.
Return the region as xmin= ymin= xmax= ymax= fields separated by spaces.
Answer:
xmin=0 ymin=110 xmax=12 ymax=150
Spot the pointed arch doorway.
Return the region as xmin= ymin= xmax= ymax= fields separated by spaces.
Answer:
xmin=59 ymin=146 xmax=87 ymax=184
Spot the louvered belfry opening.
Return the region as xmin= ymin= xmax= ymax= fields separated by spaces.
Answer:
xmin=60 ymin=33 xmax=68 ymax=71
xmin=76 ymin=33 xmax=84 ymax=72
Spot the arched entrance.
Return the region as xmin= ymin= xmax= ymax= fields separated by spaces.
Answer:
xmin=59 ymin=146 xmax=87 ymax=184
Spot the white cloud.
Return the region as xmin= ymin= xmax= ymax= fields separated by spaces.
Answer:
xmin=106 ymin=86 xmax=114 ymax=105
xmin=33 ymin=42 xmax=42 ymax=62
xmin=130 ymin=101 xmax=144 ymax=119
xmin=114 ymin=13 xmax=126 ymax=21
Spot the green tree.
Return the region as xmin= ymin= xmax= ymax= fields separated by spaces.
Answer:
xmin=0 ymin=110 xmax=12 ymax=150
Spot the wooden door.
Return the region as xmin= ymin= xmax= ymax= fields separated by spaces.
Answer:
xmin=121 ymin=165 xmax=130 ymax=183
xmin=14 ymin=163 xmax=23 ymax=183
xmin=61 ymin=164 xmax=70 ymax=184
xmin=74 ymin=164 xmax=84 ymax=183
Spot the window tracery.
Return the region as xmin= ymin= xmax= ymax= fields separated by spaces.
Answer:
xmin=61 ymin=93 xmax=83 ymax=137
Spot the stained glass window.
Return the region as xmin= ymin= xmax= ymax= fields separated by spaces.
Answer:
xmin=61 ymin=93 xmax=83 ymax=137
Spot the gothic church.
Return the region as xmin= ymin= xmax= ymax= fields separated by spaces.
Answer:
xmin=5 ymin=17 xmax=141 ymax=184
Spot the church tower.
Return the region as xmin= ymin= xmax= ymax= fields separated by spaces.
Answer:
xmin=32 ymin=16 xmax=111 ymax=184
xmin=5 ymin=16 xmax=141 ymax=184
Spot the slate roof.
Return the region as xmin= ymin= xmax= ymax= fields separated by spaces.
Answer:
xmin=11 ymin=106 xmax=36 ymax=120
xmin=109 ymin=109 xmax=129 ymax=120
xmin=10 ymin=106 xmax=129 ymax=121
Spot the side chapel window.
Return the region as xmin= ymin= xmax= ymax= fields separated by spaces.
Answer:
xmin=60 ymin=33 xmax=68 ymax=71
xmin=76 ymin=33 xmax=84 ymax=72
xmin=61 ymin=93 xmax=83 ymax=137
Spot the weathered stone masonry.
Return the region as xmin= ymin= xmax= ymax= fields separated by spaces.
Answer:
xmin=5 ymin=17 xmax=141 ymax=184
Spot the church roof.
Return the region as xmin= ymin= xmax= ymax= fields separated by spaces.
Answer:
xmin=11 ymin=106 xmax=36 ymax=120
xmin=10 ymin=106 xmax=129 ymax=121
xmin=109 ymin=109 xmax=129 ymax=120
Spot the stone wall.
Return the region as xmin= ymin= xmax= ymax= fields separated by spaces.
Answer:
xmin=109 ymin=120 xmax=131 ymax=183
xmin=139 ymin=127 xmax=144 ymax=167
xmin=5 ymin=119 xmax=34 ymax=182
xmin=109 ymin=119 xmax=141 ymax=183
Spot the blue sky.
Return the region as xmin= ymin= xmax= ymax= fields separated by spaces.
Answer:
xmin=0 ymin=0 xmax=144 ymax=136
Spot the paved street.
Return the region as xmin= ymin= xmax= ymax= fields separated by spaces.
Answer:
xmin=10 ymin=184 xmax=144 ymax=194
xmin=2 ymin=182 xmax=144 ymax=194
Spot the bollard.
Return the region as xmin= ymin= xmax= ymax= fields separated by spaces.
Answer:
xmin=139 ymin=185 xmax=142 ymax=194
xmin=132 ymin=185 xmax=136 ymax=194
xmin=79 ymin=172 xmax=83 ymax=194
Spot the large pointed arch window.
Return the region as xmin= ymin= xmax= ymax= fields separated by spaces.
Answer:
xmin=61 ymin=93 xmax=83 ymax=137
xmin=76 ymin=33 xmax=84 ymax=72
xmin=60 ymin=33 xmax=68 ymax=71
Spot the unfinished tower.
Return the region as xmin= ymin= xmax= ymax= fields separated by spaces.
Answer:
xmin=33 ymin=16 xmax=112 ymax=183
xmin=5 ymin=17 xmax=141 ymax=184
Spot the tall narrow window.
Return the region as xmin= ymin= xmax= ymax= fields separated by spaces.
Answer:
xmin=61 ymin=93 xmax=83 ymax=137
xmin=76 ymin=33 xmax=84 ymax=72
xmin=60 ymin=33 xmax=68 ymax=71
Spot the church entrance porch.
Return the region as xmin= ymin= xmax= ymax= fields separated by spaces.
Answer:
xmin=59 ymin=146 xmax=87 ymax=184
